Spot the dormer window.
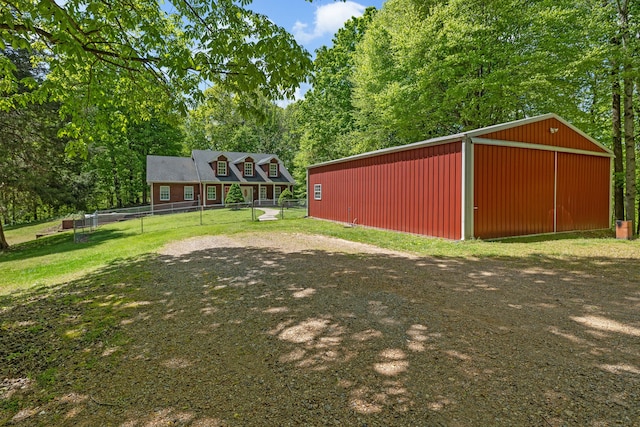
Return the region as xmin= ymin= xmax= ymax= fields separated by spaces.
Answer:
xmin=217 ymin=160 xmax=227 ymax=176
xmin=244 ymin=161 xmax=254 ymax=177
xmin=269 ymin=163 xmax=278 ymax=177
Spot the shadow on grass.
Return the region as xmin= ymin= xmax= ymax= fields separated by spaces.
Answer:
xmin=0 ymin=229 xmax=125 ymax=263
xmin=487 ymin=229 xmax=616 ymax=243
xmin=1 ymin=241 xmax=638 ymax=426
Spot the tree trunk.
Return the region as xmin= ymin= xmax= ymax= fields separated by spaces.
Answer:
xmin=619 ymin=0 xmax=636 ymax=232
xmin=0 ymin=220 xmax=9 ymax=250
xmin=623 ymin=73 xmax=635 ymax=230
xmin=612 ymin=60 xmax=624 ymax=220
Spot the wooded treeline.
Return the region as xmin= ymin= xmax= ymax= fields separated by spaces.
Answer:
xmin=1 ymin=0 xmax=640 ymax=248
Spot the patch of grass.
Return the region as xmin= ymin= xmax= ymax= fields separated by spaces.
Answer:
xmin=36 ymin=367 xmax=58 ymax=388
xmin=279 ymin=206 xmax=307 ymax=220
xmin=4 ymin=218 xmax=64 ymax=246
xmin=0 ymin=397 xmax=20 ymax=412
xmin=2 ymin=208 xmax=639 ymax=295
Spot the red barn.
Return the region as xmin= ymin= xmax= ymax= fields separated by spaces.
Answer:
xmin=307 ymin=114 xmax=613 ymax=240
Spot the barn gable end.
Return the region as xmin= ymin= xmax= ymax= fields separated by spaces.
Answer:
xmin=470 ymin=115 xmax=609 ymax=154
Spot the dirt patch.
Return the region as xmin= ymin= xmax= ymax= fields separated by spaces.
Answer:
xmin=1 ymin=233 xmax=639 ymax=426
xmin=159 ymin=233 xmax=414 ymax=257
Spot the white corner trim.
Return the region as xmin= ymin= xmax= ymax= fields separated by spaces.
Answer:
xmin=461 ymin=137 xmax=475 ymax=240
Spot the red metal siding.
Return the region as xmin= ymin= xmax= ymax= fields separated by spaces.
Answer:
xmin=478 ymin=118 xmax=608 ymax=153
xmin=556 ymin=154 xmax=610 ymax=231
xmin=474 ymin=145 xmax=555 ymax=239
xmin=308 ymin=142 xmax=462 ymax=239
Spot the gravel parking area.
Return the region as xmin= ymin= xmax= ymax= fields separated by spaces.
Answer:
xmin=3 ymin=233 xmax=639 ymax=426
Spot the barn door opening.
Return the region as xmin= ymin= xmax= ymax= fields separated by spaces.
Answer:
xmin=473 ymin=145 xmax=555 ymax=239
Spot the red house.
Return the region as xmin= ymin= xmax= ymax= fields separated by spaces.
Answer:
xmin=147 ymin=150 xmax=295 ymax=211
xmin=307 ymin=114 xmax=613 ymax=240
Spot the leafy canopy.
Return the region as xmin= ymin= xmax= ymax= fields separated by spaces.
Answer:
xmin=0 ymin=0 xmax=312 ymax=145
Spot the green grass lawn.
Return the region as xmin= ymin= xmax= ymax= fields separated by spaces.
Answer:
xmin=2 ymin=208 xmax=639 ymax=294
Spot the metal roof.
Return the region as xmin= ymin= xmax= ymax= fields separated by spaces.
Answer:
xmin=308 ymin=113 xmax=613 ymax=169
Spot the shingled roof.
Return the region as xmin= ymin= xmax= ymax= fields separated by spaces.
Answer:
xmin=146 ymin=150 xmax=295 ymax=184
xmin=146 ymin=155 xmax=199 ymax=183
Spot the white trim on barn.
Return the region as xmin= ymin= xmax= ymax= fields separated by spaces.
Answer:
xmin=461 ymin=137 xmax=475 ymax=240
xmin=471 ymin=137 xmax=613 ymax=158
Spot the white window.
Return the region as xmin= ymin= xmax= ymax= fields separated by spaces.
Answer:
xmin=260 ymin=186 xmax=267 ymax=200
xmin=269 ymin=163 xmax=278 ymax=177
xmin=274 ymin=186 xmax=282 ymax=200
xmin=184 ymin=186 xmax=194 ymax=200
xmin=160 ymin=185 xmax=170 ymax=201
xmin=217 ymin=161 xmax=227 ymax=176
xmin=314 ymin=184 xmax=322 ymax=200
xmin=207 ymin=185 xmax=217 ymax=201
xmin=244 ymin=162 xmax=254 ymax=177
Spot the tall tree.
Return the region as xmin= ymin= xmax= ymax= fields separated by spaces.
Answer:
xmin=350 ymin=0 xmax=597 ymax=151
xmin=296 ymin=8 xmax=377 ymax=163
xmin=1 ymin=0 xmax=312 ymax=150
xmin=184 ymin=86 xmax=296 ymax=167
xmin=0 ymin=49 xmax=91 ymax=249
xmin=618 ymin=0 xmax=636 ymax=231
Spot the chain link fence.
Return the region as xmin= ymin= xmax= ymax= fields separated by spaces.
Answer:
xmin=72 ymin=199 xmax=308 ymax=240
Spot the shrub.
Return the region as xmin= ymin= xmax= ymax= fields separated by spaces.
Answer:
xmin=225 ymin=183 xmax=245 ymax=206
xmin=278 ymin=188 xmax=294 ymax=207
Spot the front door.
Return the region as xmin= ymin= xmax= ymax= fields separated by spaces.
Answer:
xmin=241 ymin=186 xmax=253 ymax=202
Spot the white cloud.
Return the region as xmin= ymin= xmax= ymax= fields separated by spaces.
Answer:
xmin=293 ymin=1 xmax=366 ymax=43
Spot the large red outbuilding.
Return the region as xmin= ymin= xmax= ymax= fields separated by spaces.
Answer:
xmin=307 ymin=114 xmax=613 ymax=240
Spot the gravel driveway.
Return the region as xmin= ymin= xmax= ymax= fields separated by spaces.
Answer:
xmin=4 ymin=233 xmax=639 ymax=426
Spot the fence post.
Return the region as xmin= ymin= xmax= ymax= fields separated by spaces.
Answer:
xmin=141 ymin=215 xmax=144 ymax=234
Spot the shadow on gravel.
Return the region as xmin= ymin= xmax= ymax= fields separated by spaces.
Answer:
xmin=1 ymin=243 xmax=638 ymax=426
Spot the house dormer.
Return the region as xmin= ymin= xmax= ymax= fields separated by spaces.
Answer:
xmin=258 ymin=156 xmax=279 ymax=178
xmin=268 ymin=158 xmax=279 ymax=178
xmin=242 ymin=156 xmax=254 ymax=177
xmin=214 ymin=155 xmax=228 ymax=177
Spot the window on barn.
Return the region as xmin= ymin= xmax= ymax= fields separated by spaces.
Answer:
xmin=269 ymin=163 xmax=278 ymax=177
xmin=217 ymin=161 xmax=227 ymax=176
xmin=274 ymin=186 xmax=282 ymax=200
xmin=260 ymin=187 xmax=267 ymax=200
xmin=314 ymin=184 xmax=322 ymax=200
xmin=160 ymin=186 xmax=170 ymax=201
xmin=207 ymin=186 xmax=217 ymax=201
xmin=184 ymin=186 xmax=194 ymax=200
xmin=244 ymin=162 xmax=254 ymax=177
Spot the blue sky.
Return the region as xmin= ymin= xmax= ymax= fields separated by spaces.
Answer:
xmin=248 ymin=0 xmax=385 ymax=102
xmin=249 ymin=0 xmax=385 ymax=54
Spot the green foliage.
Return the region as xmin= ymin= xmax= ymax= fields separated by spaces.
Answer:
xmin=224 ymin=183 xmax=245 ymax=205
xmin=278 ymin=189 xmax=294 ymax=206
xmin=183 ymin=86 xmax=297 ymax=168
xmin=293 ymin=8 xmax=377 ymax=189
xmin=0 ymin=49 xmax=95 ymax=234
xmin=86 ymin=111 xmax=185 ymax=208
xmin=1 ymin=0 xmax=312 ymax=152
xmin=349 ymin=0 xmax=602 ymax=151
